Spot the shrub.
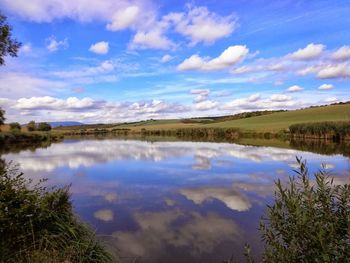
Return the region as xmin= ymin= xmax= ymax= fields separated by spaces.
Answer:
xmin=9 ymin=122 xmax=21 ymax=131
xmin=0 ymin=162 xmax=112 ymax=262
xmin=27 ymin=121 xmax=36 ymax=131
xmin=37 ymin=122 xmax=52 ymax=131
xmin=258 ymin=157 xmax=350 ymax=262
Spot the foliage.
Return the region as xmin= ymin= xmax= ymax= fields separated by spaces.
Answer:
xmin=0 ymin=162 xmax=112 ymax=262
xmin=0 ymin=13 xmax=21 ymax=65
xmin=289 ymin=121 xmax=350 ymax=137
xmin=259 ymin=157 xmax=350 ymax=262
xmin=37 ymin=122 xmax=52 ymax=131
xmin=9 ymin=122 xmax=21 ymax=131
xmin=27 ymin=121 xmax=36 ymax=131
xmin=0 ymin=107 xmax=5 ymax=125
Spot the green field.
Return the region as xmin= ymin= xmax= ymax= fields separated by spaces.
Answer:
xmin=204 ymin=103 xmax=350 ymax=132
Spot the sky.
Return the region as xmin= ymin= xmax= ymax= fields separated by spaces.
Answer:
xmin=0 ymin=0 xmax=350 ymax=124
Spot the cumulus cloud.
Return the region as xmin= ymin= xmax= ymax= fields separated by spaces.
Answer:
xmin=289 ymin=43 xmax=325 ymax=60
xmin=316 ymin=63 xmax=350 ymax=79
xmin=14 ymin=96 xmax=99 ymax=110
xmin=193 ymin=100 xmax=218 ymax=111
xmin=331 ymin=46 xmax=350 ymax=61
xmin=177 ymin=45 xmax=249 ymax=71
xmin=89 ymin=41 xmax=109 ymax=54
xmin=130 ymin=29 xmax=175 ymax=50
xmin=46 ymin=36 xmax=68 ymax=52
xmin=165 ymin=5 xmax=236 ymax=46
xmin=270 ymin=94 xmax=292 ymax=102
xmin=20 ymin=43 xmax=32 ymax=54
xmin=106 ymin=5 xmax=140 ymax=31
xmin=160 ymin=54 xmax=174 ymax=63
xmin=286 ymin=85 xmax=303 ymax=92
xmin=318 ymin=84 xmax=334 ymax=90
xmin=325 ymin=97 xmax=338 ymax=103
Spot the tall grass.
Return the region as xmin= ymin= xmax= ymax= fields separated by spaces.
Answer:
xmin=289 ymin=122 xmax=350 ymax=140
xmin=0 ymin=162 xmax=112 ymax=263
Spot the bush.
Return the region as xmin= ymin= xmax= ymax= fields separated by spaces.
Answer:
xmin=258 ymin=157 xmax=350 ymax=262
xmin=0 ymin=162 xmax=112 ymax=262
xmin=9 ymin=122 xmax=21 ymax=131
xmin=27 ymin=121 xmax=36 ymax=131
xmin=37 ymin=122 xmax=51 ymax=131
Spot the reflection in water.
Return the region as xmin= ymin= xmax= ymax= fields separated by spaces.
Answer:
xmin=2 ymin=138 xmax=350 ymax=262
xmin=179 ymin=186 xmax=251 ymax=212
xmin=112 ymin=210 xmax=241 ymax=262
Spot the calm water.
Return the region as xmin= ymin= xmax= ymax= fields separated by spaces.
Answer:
xmin=2 ymin=138 xmax=350 ymax=262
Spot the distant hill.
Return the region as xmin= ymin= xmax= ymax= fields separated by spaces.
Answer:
xmin=49 ymin=121 xmax=84 ymax=128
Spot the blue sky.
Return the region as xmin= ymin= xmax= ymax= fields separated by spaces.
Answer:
xmin=0 ymin=0 xmax=349 ymax=123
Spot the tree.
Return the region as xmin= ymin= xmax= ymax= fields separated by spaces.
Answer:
xmin=37 ymin=122 xmax=51 ymax=131
xmin=0 ymin=108 xmax=5 ymax=125
xmin=27 ymin=121 xmax=36 ymax=131
xmin=259 ymin=157 xmax=350 ymax=262
xmin=9 ymin=122 xmax=21 ymax=131
xmin=0 ymin=13 xmax=21 ymax=65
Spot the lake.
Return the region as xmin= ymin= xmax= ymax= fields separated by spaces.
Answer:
xmin=2 ymin=138 xmax=350 ymax=262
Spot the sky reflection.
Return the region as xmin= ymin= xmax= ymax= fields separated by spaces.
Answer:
xmin=2 ymin=138 xmax=350 ymax=262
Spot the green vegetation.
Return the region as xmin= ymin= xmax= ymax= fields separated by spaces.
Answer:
xmin=0 ymin=13 xmax=21 ymax=65
xmin=27 ymin=121 xmax=36 ymax=131
xmin=0 ymin=162 xmax=112 ymax=263
xmin=205 ymin=103 xmax=350 ymax=132
xmin=289 ymin=121 xmax=350 ymax=140
xmin=9 ymin=122 xmax=21 ymax=132
xmin=256 ymin=158 xmax=350 ymax=262
xmin=0 ymin=108 xmax=5 ymax=126
xmin=37 ymin=122 xmax=52 ymax=131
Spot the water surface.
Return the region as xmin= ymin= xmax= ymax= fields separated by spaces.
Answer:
xmin=2 ymin=138 xmax=350 ymax=262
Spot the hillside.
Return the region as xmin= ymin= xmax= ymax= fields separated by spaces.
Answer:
xmin=204 ymin=103 xmax=350 ymax=132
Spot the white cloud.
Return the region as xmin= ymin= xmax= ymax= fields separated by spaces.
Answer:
xmin=0 ymin=71 xmax=68 ymax=99
xmin=160 ymin=54 xmax=174 ymax=63
xmin=286 ymin=85 xmax=303 ymax=92
xmin=193 ymin=100 xmax=218 ymax=111
xmin=106 ymin=5 xmax=139 ymax=31
xmin=289 ymin=43 xmax=325 ymax=60
xmin=318 ymin=84 xmax=334 ymax=90
xmin=52 ymin=60 xmax=114 ymax=78
xmin=325 ymin=97 xmax=338 ymax=103
xmin=190 ymin=89 xmax=210 ymax=102
xmin=130 ymin=29 xmax=175 ymax=50
xmin=14 ymin=96 xmax=98 ymax=110
xmin=94 ymin=209 xmax=114 ymax=222
xmin=177 ymin=45 xmax=249 ymax=71
xmin=331 ymin=46 xmax=350 ymax=61
xmin=89 ymin=41 xmax=109 ymax=55
xmin=165 ymin=5 xmax=236 ymax=46
xmin=20 ymin=43 xmax=32 ymax=54
xmin=46 ymin=36 xmax=68 ymax=52
xmin=221 ymin=93 xmax=261 ymax=110
xmin=316 ymin=63 xmax=350 ymax=79
xmin=270 ymin=94 xmax=292 ymax=102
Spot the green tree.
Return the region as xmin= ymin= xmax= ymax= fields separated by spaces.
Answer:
xmin=0 ymin=108 xmax=4 ymax=125
xmin=259 ymin=157 xmax=350 ymax=262
xmin=27 ymin=120 xmax=36 ymax=131
xmin=37 ymin=122 xmax=51 ymax=131
xmin=0 ymin=13 xmax=21 ymax=65
xmin=9 ymin=122 xmax=21 ymax=131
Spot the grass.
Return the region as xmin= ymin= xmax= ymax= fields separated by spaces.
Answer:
xmin=0 ymin=162 xmax=113 ymax=263
xmin=204 ymin=103 xmax=350 ymax=132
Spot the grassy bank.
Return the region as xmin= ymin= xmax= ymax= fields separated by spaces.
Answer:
xmin=0 ymin=162 xmax=112 ymax=262
xmin=0 ymin=131 xmax=63 ymax=145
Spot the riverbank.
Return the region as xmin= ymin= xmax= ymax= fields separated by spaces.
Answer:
xmin=0 ymin=131 xmax=63 ymax=145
